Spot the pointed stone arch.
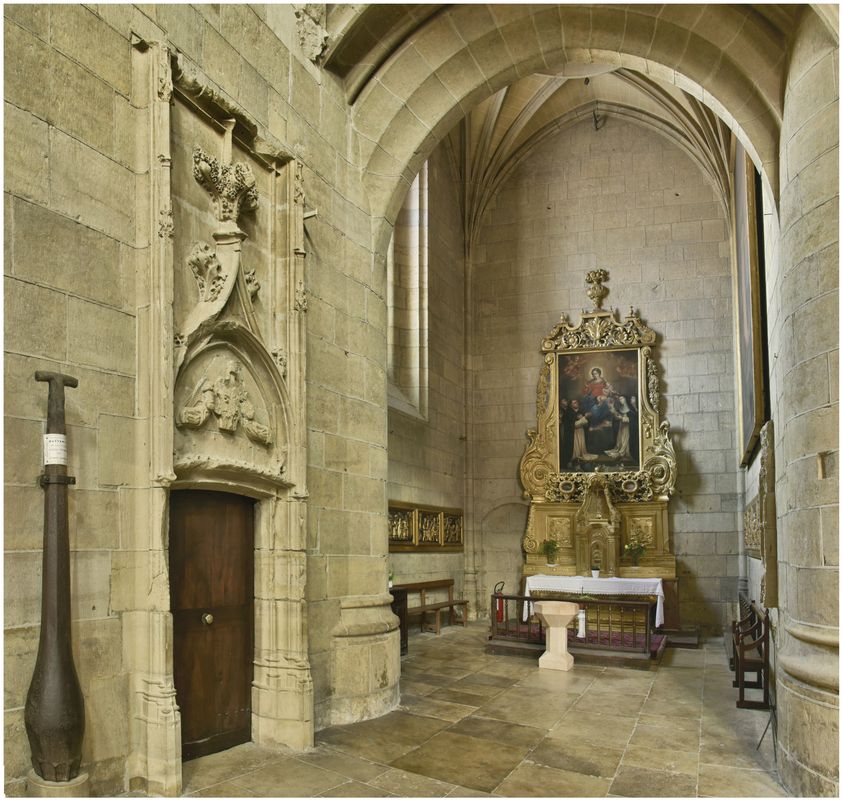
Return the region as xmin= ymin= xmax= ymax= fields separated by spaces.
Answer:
xmin=174 ymin=322 xmax=293 ymax=489
xmin=345 ymin=4 xmax=788 ymax=252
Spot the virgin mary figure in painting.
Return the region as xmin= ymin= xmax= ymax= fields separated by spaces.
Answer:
xmin=582 ymin=367 xmax=614 ymax=411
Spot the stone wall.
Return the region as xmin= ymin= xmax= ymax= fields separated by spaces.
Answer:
xmin=387 ymin=143 xmax=468 ymax=599
xmin=768 ymin=9 xmax=839 ymax=795
xmin=469 ymin=117 xmax=739 ymax=632
xmin=5 ymin=5 xmax=137 ymax=794
xmin=4 ymin=4 xmax=398 ymax=793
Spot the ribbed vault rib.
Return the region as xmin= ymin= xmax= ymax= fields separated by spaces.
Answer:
xmin=455 ymin=67 xmax=737 ymax=247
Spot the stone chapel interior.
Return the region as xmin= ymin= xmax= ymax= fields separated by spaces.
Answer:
xmin=3 ymin=4 xmax=838 ymax=798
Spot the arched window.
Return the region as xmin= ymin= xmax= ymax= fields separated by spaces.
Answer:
xmin=387 ymin=162 xmax=428 ymax=418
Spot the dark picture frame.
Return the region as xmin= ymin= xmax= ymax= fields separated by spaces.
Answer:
xmin=557 ymin=348 xmax=641 ymax=473
xmin=733 ymin=146 xmax=767 ymax=466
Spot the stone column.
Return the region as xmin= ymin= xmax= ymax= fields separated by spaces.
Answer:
xmin=772 ymin=10 xmax=838 ymax=796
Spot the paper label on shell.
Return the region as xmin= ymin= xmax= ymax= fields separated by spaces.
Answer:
xmin=43 ymin=434 xmax=67 ymax=465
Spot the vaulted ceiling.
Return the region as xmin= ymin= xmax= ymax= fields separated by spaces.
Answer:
xmin=449 ymin=67 xmax=733 ymax=245
xmin=321 ymin=4 xmax=836 ymax=235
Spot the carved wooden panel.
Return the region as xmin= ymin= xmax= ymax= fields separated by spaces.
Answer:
xmin=743 ymin=421 xmax=778 ymax=607
xmin=388 ymin=501 xmax=463 ymax=553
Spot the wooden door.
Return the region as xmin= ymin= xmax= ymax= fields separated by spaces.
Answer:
xmin=169 ymin=490 xmax=254 ymax=760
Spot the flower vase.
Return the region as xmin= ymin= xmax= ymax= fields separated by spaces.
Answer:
xmin=591 ymin=570 xmax=599 ymax=578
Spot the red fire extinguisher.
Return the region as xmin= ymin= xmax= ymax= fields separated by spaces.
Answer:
xmin=494 ymin=581 xmax=505 ymax=622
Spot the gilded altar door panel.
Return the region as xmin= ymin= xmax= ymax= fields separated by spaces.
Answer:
xmin=618 ymin=502 xmax=675 ymax=578
xmin=524 ymin=504 xmax=578 ymax=575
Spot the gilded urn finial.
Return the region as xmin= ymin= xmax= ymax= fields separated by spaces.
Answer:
xmin=585 ymin=269 xmax=609 ymax=309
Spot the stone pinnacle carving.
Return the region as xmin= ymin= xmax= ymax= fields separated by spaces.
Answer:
xmin=192 ymin=146 xmax=258 ymax=223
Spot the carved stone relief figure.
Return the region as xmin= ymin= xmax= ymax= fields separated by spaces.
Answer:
xmin=178 ymin=359 xmax=272 ymax=445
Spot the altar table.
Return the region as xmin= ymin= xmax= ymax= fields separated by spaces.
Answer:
xmin=523 ymin=575 xmax=665 ymax=627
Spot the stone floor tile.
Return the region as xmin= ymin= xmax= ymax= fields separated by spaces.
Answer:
xmin=455 ymin=672 xmax=518 ymax=689
xmin=368 ymin=766 xmax=455 ymax=797
xmin=660 ymin=649 xmax=707 ymax=668
xmin=698 ymin=764 xmax=786 ymax=796
xmin=494 ymin=762 xmax=611 ymax=797
xmin=478 ymin=659 xmax=536 ymax=678
xmin=573 ymin=689 xmax=646 ymax=718
xmin=448 ymin=715 xmax=546 ymax=751
xmin=474 ymin=685 xmax=577 ymax=729
xmin=293 ymin=746 xmax=390 ymax=782
xmin=390 ymin=730 xmax=526 ymax=792
xmin=622 ymin=743 xmax=699 ymax=775
xmin=400 ymin=678 xmax=443 ymax=696
xmin=399 ymin=693 xmax=477 ymax=722
xmin=640 ymin=696 xmax=702 ymax=719
xmin=175 ymin=627 xmax=786 ymax=799
xmin=428 ymin=687 xmax=489 ymax=706
xmin=318 ymin=780 xmax=393 ymax=797
xmin=415 ymin=663 xmax=477 ymax=680
xmin=609 ymin=765 xmax=697 ymax=797
xmin=445 ymin=786 xmax=494 ymax=797
xmin=315 ymin=727 xmax=427 ymax=764
xmin=181 ymin=746 xmax=281 ymax=793
xmin=529 ymin=737 xmax=624 ymax=778
xmin=637 ymin=712 xmax=701 ymax=731
xmin=699 ymin=739 xmax=776 ymax=772
xmin=516 ymin=667 xmax=596 ymax=694
xmin=549 ymin=710 xmax=637 ymax=749
xmin=628 ymin=716 xmax=700 ymax=752
xmin=187 ymin=779 xmax=259 ymax=796
xmin=233 ymin=758 xmax=348 ymax=796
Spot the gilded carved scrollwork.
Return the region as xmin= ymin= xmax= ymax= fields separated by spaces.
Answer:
xmin=646 ymin=353 xmax=660 ymax=412
xmin=522 ymin=503 xmax=538 ymax=554
xmin=643 ymin=421 xmax=677 ymax=498
xmin=519 ymin=357 xmax=557 ymax=498
xmin=541 ymin=307 xmax=656 ymax=352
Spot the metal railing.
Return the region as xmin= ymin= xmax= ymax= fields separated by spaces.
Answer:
xmin=489 ymin=592 xmax=654 ymax=654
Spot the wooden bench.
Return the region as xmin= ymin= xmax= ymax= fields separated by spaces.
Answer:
xmin=392 ymin=579 xmax=468 ymax=635
xmin=731 ymin=598 xmax=770 ymax=710
xmin=729 ymin=594 xmax=754 ymax=670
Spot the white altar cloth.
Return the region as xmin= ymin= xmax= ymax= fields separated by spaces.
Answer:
xmin=524 ymin=575 xmax=665 ymax=627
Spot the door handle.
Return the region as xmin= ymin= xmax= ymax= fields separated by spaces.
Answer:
xmin=202 ymin=613 xmax=214 ymax=625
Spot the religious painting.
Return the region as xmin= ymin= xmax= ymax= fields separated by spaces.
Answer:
xmin=557 ymin=349 xmax=640 ymax=473
xmin=734 ymin=145 xmax=767 ymax=466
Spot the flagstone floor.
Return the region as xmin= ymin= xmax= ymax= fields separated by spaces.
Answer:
xmin=181 ymin=622 xmax=785 ymax=797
